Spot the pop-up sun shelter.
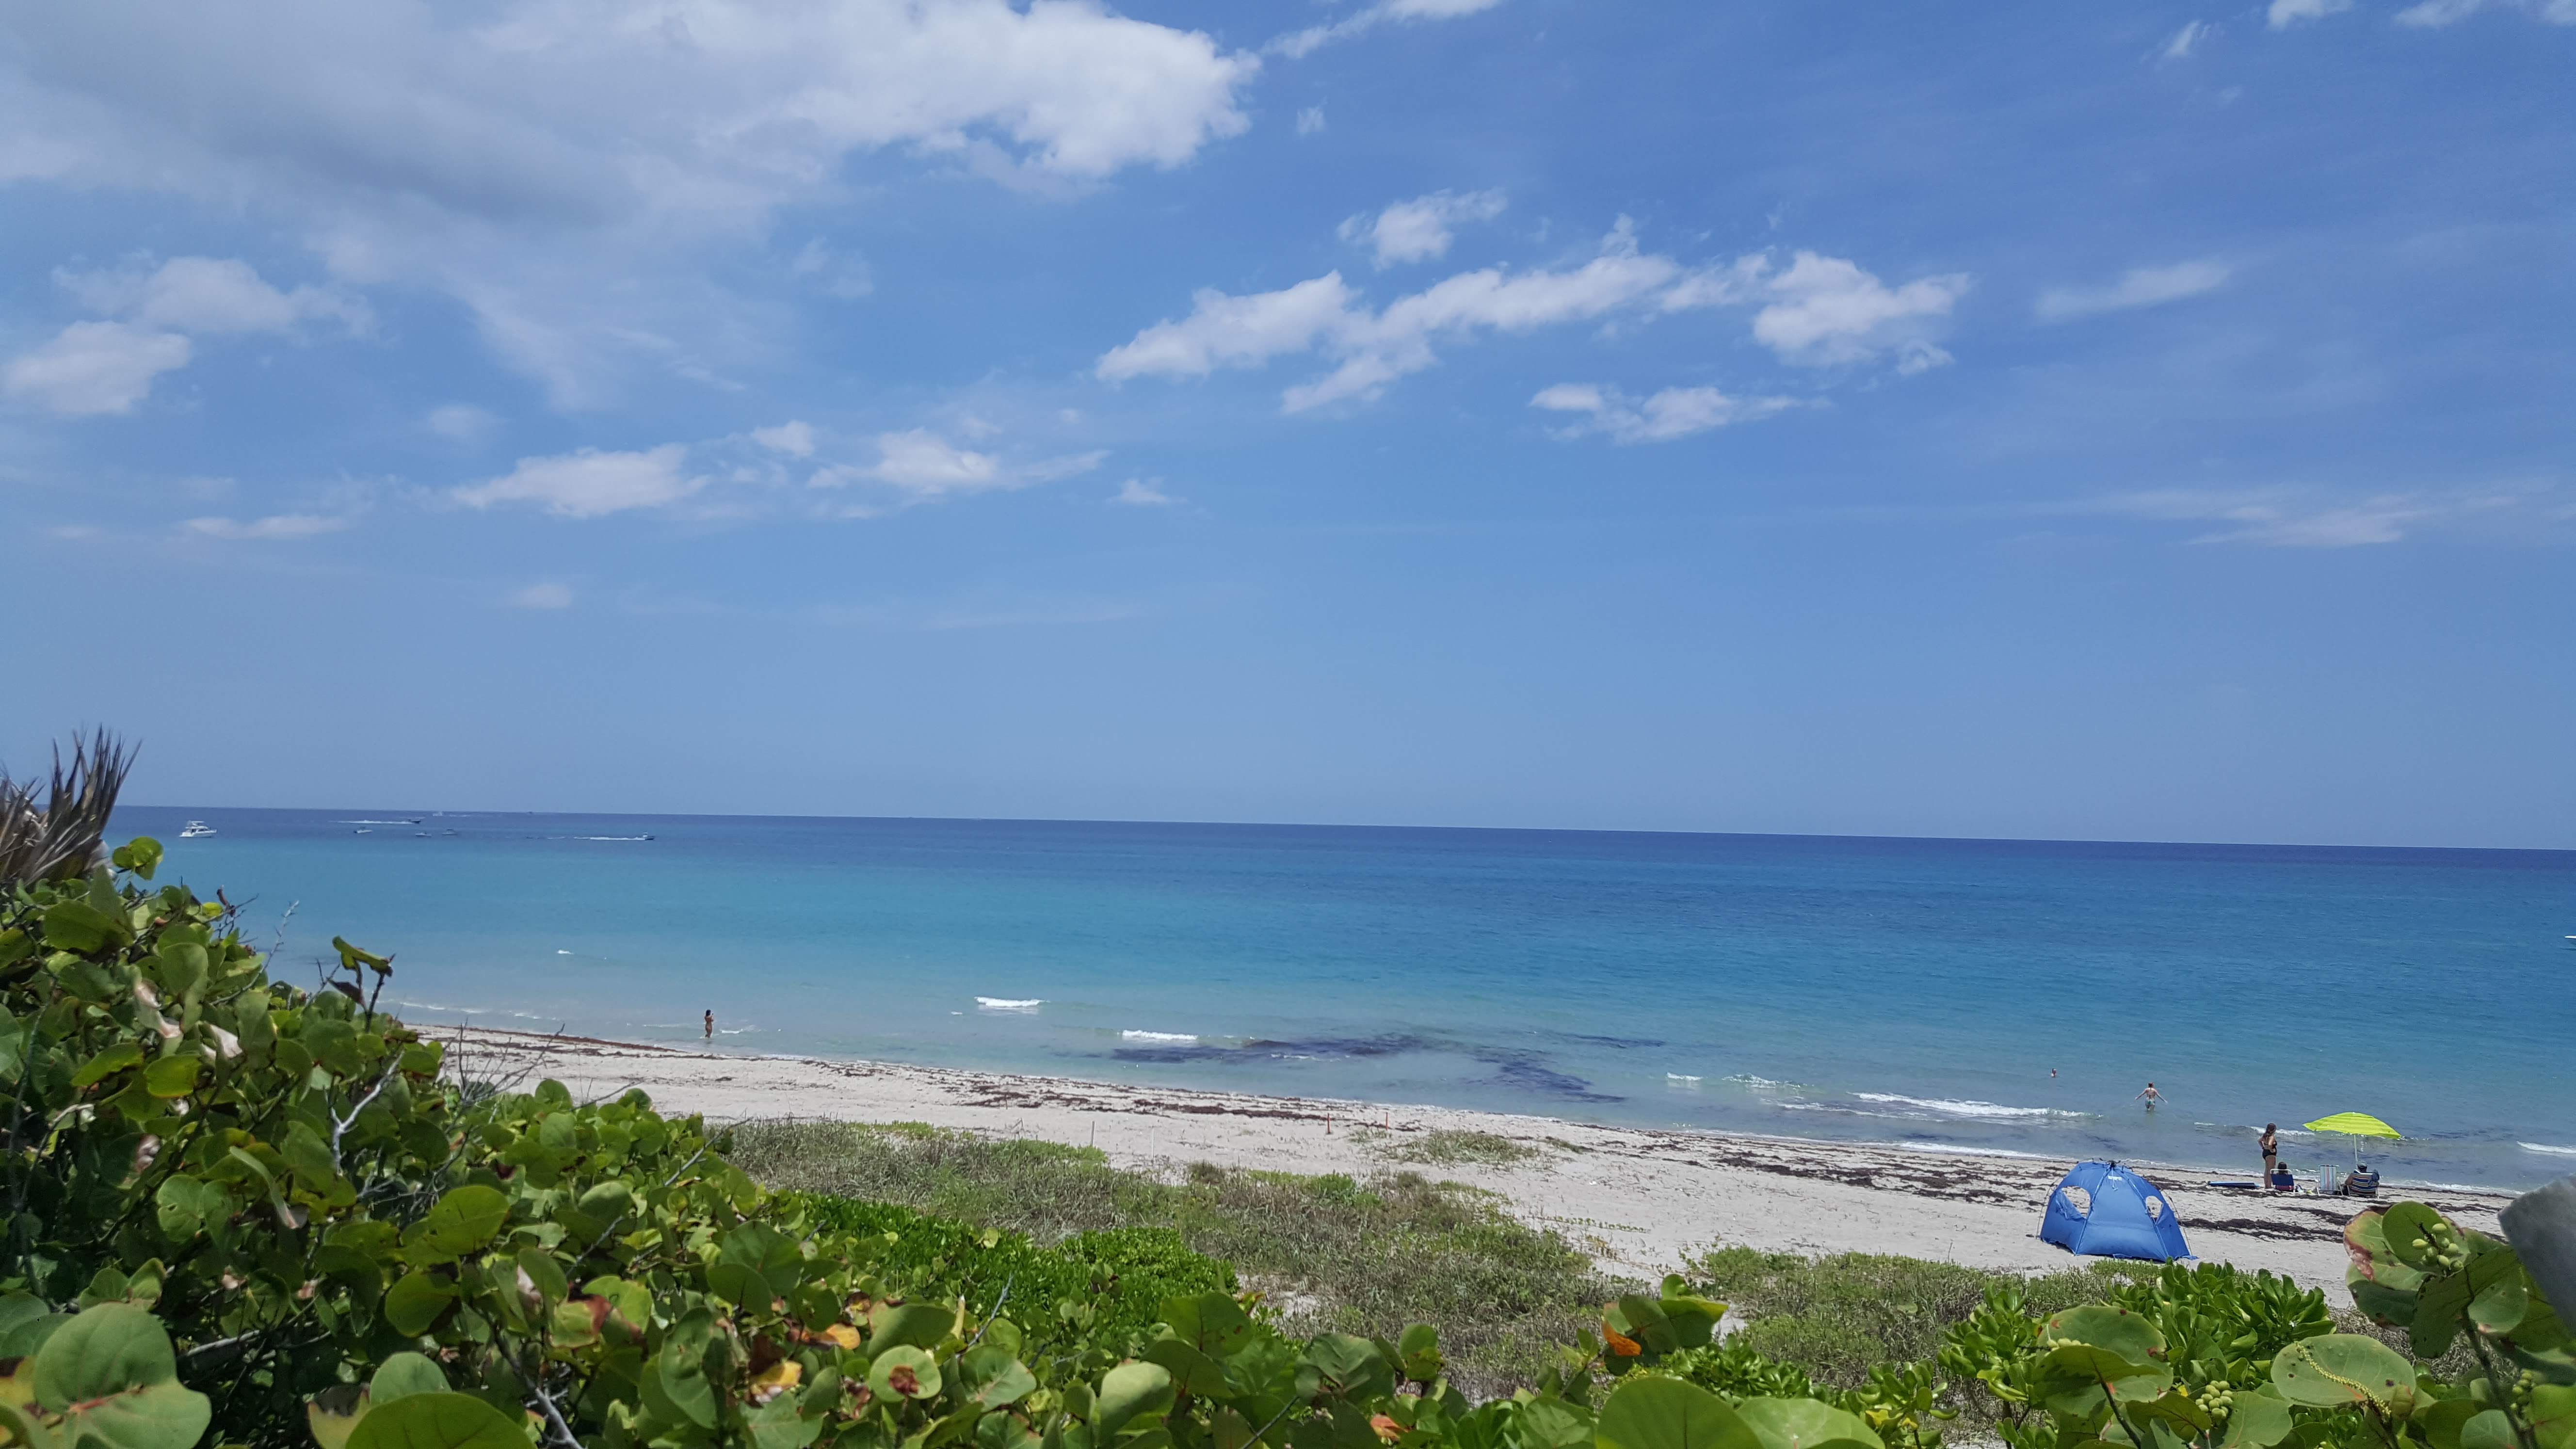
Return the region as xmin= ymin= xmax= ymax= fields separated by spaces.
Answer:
xmin=2041 ymin=1160 xmax=2193 ymax=1262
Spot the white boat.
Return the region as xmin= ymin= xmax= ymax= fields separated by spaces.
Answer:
xmin=177 ymin=821 xmax=216 ymax=838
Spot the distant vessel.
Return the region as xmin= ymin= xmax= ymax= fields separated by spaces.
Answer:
xmin=177 ymin=821 xmax=216 ymax=838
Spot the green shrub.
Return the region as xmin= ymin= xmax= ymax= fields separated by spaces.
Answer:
xmin=786 ymin=1195 xmax=1234 ymax=1350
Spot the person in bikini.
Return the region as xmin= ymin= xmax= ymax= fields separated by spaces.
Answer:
xmin=2260 ymin=1124 xmax=2282 ymax=1187
xmin=2137 ymin=1081 xmax=2162 ymax=1111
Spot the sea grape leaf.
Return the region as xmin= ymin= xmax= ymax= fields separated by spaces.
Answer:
xmin=369 ymin=1353 xmax=448 ymax=1404
xmin=308 ymin=1382 xmax=370 ymax=1449
xmin=1735 ymin=1397 xmax=1880 ymax=1449
xmin=869 ymin=1303 xmax=951 ymax=1353
xmin=2222 ymin=1390 xmax=2294 ymax=1449
xmin=411 ymin=1187 xmax=508 ymax=1258
xmin=1090 ymin=1362 xmax=1170 ymax=1435
xmin=382 ymin=1272 xmax=457 ymax=1337
xmin=29 ymin=1304 xmax=210 ymax=1449
xmin=344 ymin=1392 xmax=526 ymax=1449
xmin=2270 ymin=1335 xmax=2415 ymax=1410
xmin=961 ymin=1347 xmax=1037 ymax=1410
xmin=869 ymin=1346 xmax=944 ymax=1403
xmin=1594 ymin=1377 xmax=1755 ymax=1449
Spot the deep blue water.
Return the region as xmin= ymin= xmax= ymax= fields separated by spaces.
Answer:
xmin=111 ymin=808 xmax=2576 ymax=1190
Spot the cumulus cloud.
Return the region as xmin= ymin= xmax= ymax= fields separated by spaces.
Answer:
xmin=3 ymin=322 xmax=192 ymax=416
xmin=509 ymin=582 xmax=575 ymax=608
xmin=1340 ymin=189 xmax=1507 ymax=268
xmin=9 ymin=256 xmax=368 ymax=414
xmin=752 ymin=420 xmax=817 ymax=457
xmin=2394 ymin=0 xmax=2576 ymax=23
xmin=2035 ymin=261 xmax=2232 ymax=322
xmin=1530 ymin=383 xmax=1803 ymax=444
xmin=3 ymin=0 xmax=1259 ymax=404
xmin=454 ymin=444 xmax=702 ymax=517
xmin=839 ymin=429 xmax=1105 ymax=498
xmin=58 ymin=256 xmax=367 ymax=335
xmin=1273 ymin=0 xmax=1505 ymax=58
xmin=1751 ymin=252 xmax=1970 ymax=369
xmin=1100 ymin=224 xmax=1957 ymax=412
xmin=179 ymin=512 xmax=353 ymax=540
xmin=2267 ymin=0 xmax=2352 ymax=27
xmin=1112 ymin=477 xmax=1178 ymax=505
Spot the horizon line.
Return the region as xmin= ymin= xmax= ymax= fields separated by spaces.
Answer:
xmin=115 ymin=803 xmax=2576 ymax=858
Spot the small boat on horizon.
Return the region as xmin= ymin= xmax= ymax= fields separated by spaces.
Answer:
xmin=178 ymin=821 xmax=216 ymax=838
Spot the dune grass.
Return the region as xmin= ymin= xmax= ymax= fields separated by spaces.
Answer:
xmin=722 ymin=1121 xmax=2174 ymax=1398
xmin=723 ymin=1119 xmax=1625 ymax=1394
xmin=1685 ymin=1245 xmax=2146 ymax=1390
xmin=1363 ymin=1128 xmax=1551 ymax=1167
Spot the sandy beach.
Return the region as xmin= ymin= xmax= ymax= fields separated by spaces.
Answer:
xmin=439 ymin=1025 xmax=2509 ymax=1294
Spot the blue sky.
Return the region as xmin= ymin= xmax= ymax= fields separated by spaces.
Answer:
xmin=3 ymin=0 xmax=2570 ymax=846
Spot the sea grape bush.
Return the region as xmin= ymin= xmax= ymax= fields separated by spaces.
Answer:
xmin=1 ymin=839 xmax=2569 ymax=1449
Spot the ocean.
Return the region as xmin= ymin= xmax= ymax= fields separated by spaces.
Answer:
xmin=110 ymin=808 xmax=2576 ymax=1191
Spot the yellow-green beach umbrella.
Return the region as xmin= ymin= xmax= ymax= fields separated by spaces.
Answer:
xmin=2304 ymin=1112 xmax=2400 ymax=1168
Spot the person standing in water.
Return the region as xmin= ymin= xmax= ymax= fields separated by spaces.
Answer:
xmin=704 ymin=1009 xmax=714 ymax=1041
xmin=2136 ymin=1081 xmax=2162 ymax=1111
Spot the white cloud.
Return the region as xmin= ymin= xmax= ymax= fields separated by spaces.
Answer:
xmin=1531 ymin=382 xmax=1804 ymax=444
xmin=2162 ymin=20 xmax=2214 ymax=57
xmin=2036 ymin=261 xmax=2232 ymax=322
xmin=509 ymin=582 xmax=575 ymax=608
xmin=58 ymin=256 xmax=366 ymax=335
xmin=2 ymin=322 xmax=192 ymax=416
xmin=425 ymin=403 xmax=499 ymax=443
xmin=1751 ymin=252 xmax=1970 ymax=367
xmin=1273 ymin=0 xmax=1504 ymax=57
xmin=1102 ymin=224 xmax=1952 ymax=412
xmin=1112 ymin=477 xmax=1179 ymax=505
xmin=2267 ymin=0 xmax=2352 ymax=27
xmin=180 ymin=512 xmax=353 ymax=540
xmin=1097 ymin=274 xmax=1363 ymax=381
xmin=455 ymin=444 xmax=701 ymax=517
xmin=834 ymin=428 xmax=1106 ymax=499
xmin=752 ymin=420 xmax=817 ymax=457
xmin=3 ymin=0 xmax=1258 ymax=405
xmin=1340 ymin=189 xmax=1508 ymax=268
xmin=1296 ymin=107 xmax=1327 ymax=135
xmin=2394 ymin=0 xmax=2576 ymax=23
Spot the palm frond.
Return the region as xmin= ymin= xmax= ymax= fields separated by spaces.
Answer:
xmin=0 ymin=728 xmax=135 ymax=889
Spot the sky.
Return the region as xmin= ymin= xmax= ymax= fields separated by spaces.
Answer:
xmin=2 ymin=0 xmax=2571 ymax=848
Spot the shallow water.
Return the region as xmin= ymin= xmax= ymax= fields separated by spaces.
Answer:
xmin=116 ymin=808 xmax=2576 ymax=1190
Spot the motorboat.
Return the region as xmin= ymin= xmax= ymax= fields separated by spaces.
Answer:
xmin=178 ymin=821 xmax=216 ymax=838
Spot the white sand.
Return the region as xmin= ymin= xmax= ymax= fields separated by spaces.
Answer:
xmin=439 ymin=1025 xmax=2506 ymax=1293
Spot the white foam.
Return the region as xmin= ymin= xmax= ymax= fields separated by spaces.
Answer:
xmin=1892 ymin=1140 xmax=2057 ymax=1160
xmin=557 ymin=949 xmax=573 ymax=955
xmin=1121 ymin=1030 xmax=1197 ymax=1044
xmin=977 ymin=997 xmax=1044 ymax=1011
xmin=1667 ymin=1074 xmax=1703 ymax=1087
xmin=2522 ymin=1142 xmax=2576 ymax=1157
xmin=1852 ymin=1092 xmax=2060 ymax=1120
xmin=1723 ymin=1074 xmax=1797 ymax=1091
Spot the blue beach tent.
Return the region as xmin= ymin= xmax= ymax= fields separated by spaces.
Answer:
xmin=2041 ymin=1161 xmax=2193 ymax=1263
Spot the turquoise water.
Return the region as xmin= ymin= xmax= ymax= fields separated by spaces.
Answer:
xmin=112 ymin=808 xmax=2576 ymax=1191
